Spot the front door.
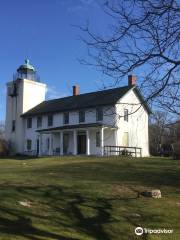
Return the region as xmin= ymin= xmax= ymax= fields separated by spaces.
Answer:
xmin=77 ymin=133 xmax=86 ymax=154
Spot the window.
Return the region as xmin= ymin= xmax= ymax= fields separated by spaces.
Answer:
xmin=46 ymin=138 xmax=50 ymax=150
xmin=96 ymin=107 xmax=103 ymax=121
xmin=27 ymin=117 xmax=32 ymax=129
xmin=48 ymin=115 xmax=53 ymax=127
xmin=124 ymin=109 xmax=128 ymax=122
xmin=96 ymin=131 xmax=100 ymax=147
xmin=63 ymin=112 xmax=69 ymax=124
xmin=79 ymin=110 xmax=85 ymax=123
xmin=27 ymin=139 xmax=32 ymax=151
xmin=37 ymin=116 xmax=42 ymax=128
xmin=12 ymin=120 xmax=16 ymax=132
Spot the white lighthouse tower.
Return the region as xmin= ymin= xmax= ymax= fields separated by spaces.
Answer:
xmin=5 ymin=59 xmax=46 ymax=154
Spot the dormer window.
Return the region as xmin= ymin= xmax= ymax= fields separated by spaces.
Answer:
xmin=96 ymin=107 xmax=103 ymax=122
xmin=27 ymin=117 xmax=32 ymax=128
xmin=79 ymin=110 xmax=85 ymax=123
xmin=48 ymin=115 xmax=53 ymax=127
xmin=63 ymin=112 xmax=69 ymax=124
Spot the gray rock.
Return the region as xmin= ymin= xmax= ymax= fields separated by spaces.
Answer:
xmin=130 ymin=213 xmax=141 ymax=218
xmin=141 ymin=189 xmax=161 ymax=198
xmin=19 ymin=200 xmax=32 ymax=207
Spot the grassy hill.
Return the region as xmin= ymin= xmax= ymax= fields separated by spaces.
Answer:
xmin=0 ymin=156 xmax=179 ymax=240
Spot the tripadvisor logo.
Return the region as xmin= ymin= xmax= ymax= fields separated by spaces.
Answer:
xmin=135 ymin=227 xmax=143 ymax=236
xmin=135 ymin=227 xmax=173 ymax=235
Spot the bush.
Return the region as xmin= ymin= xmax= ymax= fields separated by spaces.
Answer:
xmin=0 ymin=140 xmax=9 ymax=157
xmin=121 ymin=149 xmax=132 ymax=156
xmin=172 ymin=141 xmax=180 ymax=160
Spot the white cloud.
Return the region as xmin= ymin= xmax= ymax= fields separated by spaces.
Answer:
xmin=61 ymin=0 xmax=97 ymax=13
xmin=46 ymin=86 xmax=67 ymax=100
xmin=80 ymin=0 xmax=95 ymax=5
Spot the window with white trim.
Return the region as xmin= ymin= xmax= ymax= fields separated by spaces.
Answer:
xmin=48 ymin=115 xmax=53 ymax=127
xmin=27 ymin=139 xmax=32 ymax=151
xmin=37 ymin=116 xmax=42 ymax=128
xmin=124 ymin=109 xmax=128 ymax=122
xmin=27 ymin=117 xmax=32 ymax=128
xmin=96 ymin=108 xmax=103 ymax=121
xmin=63 ymin=112 xmax=69 ymax=124
xmin=79 ymin=110 xmax=85 ymax=123
xmin=96 ymin=131 xmax=100 ymax=147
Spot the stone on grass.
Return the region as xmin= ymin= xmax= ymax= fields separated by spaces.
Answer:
xmin=141 ymin=189 xmax=161 ymax=198
xmin=19 ymin=200 xmax=32 ymax=207
xmin=130 ymin=213 xmax=141 ymax=218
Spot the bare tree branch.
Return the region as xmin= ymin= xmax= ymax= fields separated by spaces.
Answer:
xmin=79 ymin=0 xmax=180 ymax=115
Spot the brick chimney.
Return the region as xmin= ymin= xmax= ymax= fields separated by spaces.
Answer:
xmin=128 ymin=75 xmax=136 ymax=86
xmin=73 ymin=85 xmax=79 ymax=96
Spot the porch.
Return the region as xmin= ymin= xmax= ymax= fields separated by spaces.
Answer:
xmin=37 ymin=123 xmax=117 ymax=156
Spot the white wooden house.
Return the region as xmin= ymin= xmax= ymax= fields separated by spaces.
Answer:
xmin=5 ymin=60 xmax=150 ymax=157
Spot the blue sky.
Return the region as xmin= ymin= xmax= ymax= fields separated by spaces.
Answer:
xmin=0 ymin=0 xmax=125 ymax=122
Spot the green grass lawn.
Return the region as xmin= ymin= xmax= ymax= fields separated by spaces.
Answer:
xmin=0 ymin=156 xmax=179 ymax=240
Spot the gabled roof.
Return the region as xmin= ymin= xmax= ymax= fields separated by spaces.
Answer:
xmin=133 ymin=88 xmax=152 ymax=114
xmin=22 ymin=85 xmax=151 ymax=117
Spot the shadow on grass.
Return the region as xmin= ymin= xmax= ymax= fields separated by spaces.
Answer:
xmin=0 ymin=155 xmax=39 ymax=161
xmin=0 ymin=214 xmax=72 ymax=240
xmin=37 ymin=160 xmax=180 ymax=189
xmin=0 ymin=182 xmax=177 ymax=239
xmin=0 ymin=185 xmax=122 ymax=240
xmin=0 ymin=157 xmax=179 ymax=239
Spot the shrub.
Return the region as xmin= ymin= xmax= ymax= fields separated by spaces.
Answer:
xmin=0 ymin=139 xmax=9 ymax=157
xmin=121 ymin=149 xmax=132 ymax=156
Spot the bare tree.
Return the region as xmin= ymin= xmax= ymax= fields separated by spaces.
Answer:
xmin=149 ymin=111 xmax=168 ymax=154
xmin=80 ymin=0 xmax=180 ymax=115
xmin=165 ymin=119 xmax=180 ymax=142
